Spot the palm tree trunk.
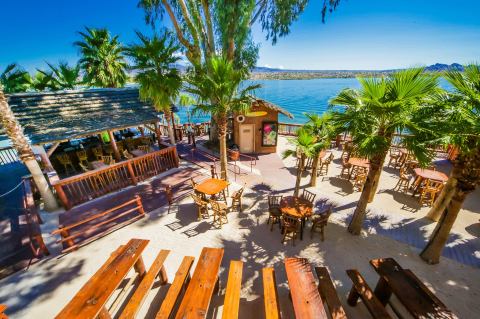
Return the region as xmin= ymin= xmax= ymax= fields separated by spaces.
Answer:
xmin=310 ymin=152 xmax=321 ymax=187
xmin=367 ymin=151 xmax=387 ymax=202
xmin=163 ymin=111 xmax=176 ymax=145
xmin=294 ymin=154 xmax=305 ymax=197
xmin=348 ymin=156 xmax=383 ymax=235
xmin=0 ymin=90 xmax=58 ymax=211
xmin=426 ymin=175 xmax=457 ymax=221
xmin=217 ymin=116 xmax=228 ymax=180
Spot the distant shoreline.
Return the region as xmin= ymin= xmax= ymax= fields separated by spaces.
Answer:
xmin=249 ymin=71 xmax=388 ymax=80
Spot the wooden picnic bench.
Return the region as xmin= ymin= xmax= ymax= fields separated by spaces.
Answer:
xmin=52 ymin=196 xmax=145 ymax=253
xmin=284 ymin=258 xmax=328 ymax=319
xmin=56 ymin=238 xmax=150 ymax=319
xmin=370 ymin=258 xmax=457 ymax=319
xmin=222 ymin=260 xmax=244 ymax=319
xmin=174 ymin=247 xmax=224 ymax=319
xmin=262 ymin=268 xmax=281 ymax=319
xmin=315 ymin=267 xmax=348 ymax=319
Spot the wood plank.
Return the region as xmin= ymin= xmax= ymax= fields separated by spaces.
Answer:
xmin=262 ymin=268 xmax=280 ymax=319
xmin=284 ymin=258 xmax=328 ymax=319
xmin=174 ymin=247 xmax=224 ymax=319
xmin=119 ymin=250 xmax=171 ymax=319
xmin=315 ymin=267 xmax=348 ymax=319
xmin=370 ymin=258 xmax=456 ymax=319
xmin=0 ymin=304 xmax=7 ymax=319
xmin=345 ymin=269 xmax=392 ymax=319
xmin=222 ymin=261 xmax=243 ymax=319
xmin=156 ymin=256 xmax=195 ymax=319
xmin=55 ymin=239 xmax=149 ymax=319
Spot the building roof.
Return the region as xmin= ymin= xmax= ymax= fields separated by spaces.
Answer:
xmin=3 ymin=88 xmax=159 ymax=145
xmin=252 ymin=98 xmax=294 ymax=119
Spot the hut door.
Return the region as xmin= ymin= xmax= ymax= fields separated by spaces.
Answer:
xmin=239 ymin=124 xmax=254 ymax=153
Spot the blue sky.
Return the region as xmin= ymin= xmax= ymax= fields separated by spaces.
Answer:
xmin=0 ymin=0 xmax=479 ymax=72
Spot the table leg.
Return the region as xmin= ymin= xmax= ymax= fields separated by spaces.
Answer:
xmin=300 ymin=217 xmax=305 ymax=240
xmin=134 ymin=256 xmax=147 ymax=278
xmin=411 ymin=176 xmax=423 ymax=197
xmin=373 ymin=277 xmax=392 ymax=306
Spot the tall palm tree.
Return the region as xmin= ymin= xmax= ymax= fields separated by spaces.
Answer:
xmin=186 ymin=56 xmax=260 ymax=180
xmin=0 ymin=64 xmax=31 ymax=93
xmin=31 ymin=70 xmax=56 ymax=91
xmin=420 ymin=64 xmax=480 ymax=264
xmin=330 ymin=68 xmax=438 ymax=235
xmin=45 ymin=62 xmax=82 ymax=90
xmin=74 ymin=27 xmax=127 ymax=88
xmin=303 ymin=112 xmax=335 ymax=186
xmin=126 ymin=31 xmax=182 ymax=145
xmin=0 ymin=89 xmax=58 ymax=211
xmin=282 ymin=128 xmax=322 ymax=196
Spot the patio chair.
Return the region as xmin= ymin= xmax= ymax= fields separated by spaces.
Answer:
xmin=353 ymin=172 xmax=367 ymax=192
xmin=79 ymin=163 xmax=90 ymax=173
xmin=311 ymin=205 xmax=333 ymax=241
xmin=230 ymin=183 xmax=246 ymax=212
xmin=267 ymin=195 xmax=283 ymax=231
xmin=304 ymin=157 xmax=314 ymax=171
xmin=103 ymin=145 xmax=114 ymax=156
xmin=300 ymin=189 xmax=316 ymax=205
xmin=191 ymin=194 xmax=209 ymax=220
xmin=101 ymin=155 xmax=115 ymax=165
xmin=56 ymin=153 xmax=76 ymax=175
xmin=318 ymin=153 xmax=333 ymax=176
xmin=123 ymin=149 xmax=133 ymax=160
xmin=210 ymin=200 xmax=228 ymax=228
xmin=394 ymin=166 xmax=411 ymax=193
xmin=117 ymin=143 xmax=124 ymax=154
xmin=419 ymin=180 xmax=444 ymax=207
xmin=340 ymin=158 xmax=352 ymax=179
xmin=281 ymin=214 xmax=301 ymax=246
xmin=76 ymin=150 xmax=89 ymax=167
xmin=92 ymin=147 xmax=103 ymax=161
xmin=387 ymin=148 xmax=401 ymax=168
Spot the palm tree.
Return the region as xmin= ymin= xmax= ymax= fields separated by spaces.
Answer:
xmin=0 ymin=89 xmax=58 ymax=211
xmin=74 ymin=27 xmax=127 ymax=88
xmin=186 ymin=56 xmax=260 ymax=180
xmin=126 ymin=31 xmax=182 ymax=145
xmin=330 ymin=68 xmax=438 ymax=235
xmin=420 ymin=64 xmax=480 ymax=264
xmin=45 ymin=62 xmax=82 ymax=90
xmin=31 ymin=70 xmax=56 ymax=91
xmin=282 ymin=128 xmax=322 ymax=196
xmin=303 ymin=112 xmax=335 ymax=186
xmin=0 ymin=64 xmax=31 ymax=93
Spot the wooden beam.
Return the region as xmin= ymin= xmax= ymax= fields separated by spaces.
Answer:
xmin=108 ymin=130 xmax=121 ymax=162
xmin=46 ymin=142 xmax=60 ymax=157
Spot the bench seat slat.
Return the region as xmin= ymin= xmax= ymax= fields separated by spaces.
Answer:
xmin=262 ymin=268 xmax=280 ymax=319
xmin=315 ymin=267 xmax=348 ymax=319
xmin=222 ymin=261 xmax=243 ymax=319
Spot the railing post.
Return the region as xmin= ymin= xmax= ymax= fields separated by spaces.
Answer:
xmin=173 ymin=146 xmax=179 ymax=167
xmin=54 ymin=184 xmax=71 ymax=210
xmin=126 ymin=161 xmax=137 ymax=185
xmin=135 ymin=195 xmax=145 ymax=216
xmin=59 ymin=227 xmax=75 ymax=248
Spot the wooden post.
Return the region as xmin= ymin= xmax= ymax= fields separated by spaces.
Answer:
xmin=154 ymin=121 xmax=163 ymax=148
xmin=135 ymin=195 xmax=144 ymax=215
xmin=54 ymin=184 xmax=71 ymax=209
xmin=139 ymin=126 xmax=145 ymax=137
xmin=59 ymin=227 xmax=75 ymax=248
xmin=158 ymin=265 xmax=168 ymax=285
xmin=108 ymin=130 xmax=121 ymax=162
xmin=171 ymin=114 xmax=177 ymax=142
xmin=127 ymin=161 xmax=137 ymax=185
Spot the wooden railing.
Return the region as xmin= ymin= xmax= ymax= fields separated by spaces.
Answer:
xmin=0 ymin=146 xmax=19 ymax=165
xmin=52 ymin=146 xmax=179 ymax=209
xmin=278 ymin=122 xmax=303 ymax=136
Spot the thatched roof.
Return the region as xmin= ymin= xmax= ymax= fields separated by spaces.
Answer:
xmin=2 ymin=88 xmax=159 ymax=145
xmin=252 ymin=98 xmax=294 ymax=118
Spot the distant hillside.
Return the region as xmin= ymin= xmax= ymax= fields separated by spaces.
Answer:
xmin=424 ymin=63 xmax=464 ymax=72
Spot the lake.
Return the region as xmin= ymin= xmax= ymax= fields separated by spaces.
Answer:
xmin=178 ymin=77 xmax=452 ymax=124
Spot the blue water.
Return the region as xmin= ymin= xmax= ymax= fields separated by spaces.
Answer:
xmin=177 ymin=78 xmax=452 ymax=125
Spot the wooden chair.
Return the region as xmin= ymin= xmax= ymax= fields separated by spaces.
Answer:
xmin=76 ymin=150 xmax=89 ymax=167
xmin=318 ymin=153 xmax=333 ymax=176
xmin=387 ymin=148 xmax=401 ymax=168
xmin=79 ymin=163 xmax=90 ymax=173
xmin=300 ymin=189 xmax=316 ymax=205
xmin=267 ymin=195 xmax=283 ymax=231
xmin=311 ymin=205 xmax=333 ymax=241
xmin=393 ymin=166 xmax=411 ymax=193
xmin=191 ymin=194 xmax=209 ymax=220
xmin=262 ymin=268 xmax=281 ymax=319
xmin=101 ymin=155 xmax=115 ymax=165
xmin=230 ymin=184 xmax=246 ymax=212
xmin=117 ymin=143 xmax=124 ymax=154
xmin=281 ymin=214 xmax=301 ymax=246
xmin=315 ymin=267 xmax=348 ymax=319
xmin=346 ymin=269 xmax=392 ymax=319
xmin=92 ymin=146 xmax=103 ymax=161
xmin=305 ymin=157 xmax=314 ymax=170
xmin=138 ymin=145 xmax=151 ymax=153
xmin=103 ymin=145 xmax=114 ymax=156
xmin=419 ymin=180 xmax=444 ymax=207
xmin=123 ymin=149 xmax=133 ymax=159
xmin=222 ymin=261 xmax=243 ymax=319
xmin=210 ymin=200 xmax=229 ymax=228
xmin=56 ymin=153 xmax=76 ymax=175
xmin=165 ymin=185 xmax=173 ymax=213
xmin=340 ymin=158 xmax=352 ymax=179
xmin=353 ymin=172 xmax=367 ymax=192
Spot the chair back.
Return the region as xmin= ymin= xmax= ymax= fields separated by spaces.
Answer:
xmin=56 ymin=153 xmax=72 ymax=164
xmin=209 ymin=200 xmax=225 ymax=213
xmin=138 ymin=145 xmax=151 ymax=153
xmin=102 ymin=155 xmax=114 ymax=165
xmin=399 ymin=166 xmax=409 ymax=179
xmin=123 ymin=150 xmax=133 ymax=159
xmin=79 ymin=163 xmax=90 ymax=172
xmin=232 ymin=184 xmax=246 ymax=200
xmin=92 ymin=147 xmax=103 ymax=157
xmin=268 ymin=195 xmax=283 ymax=209
xmin=117 ymin=143 xmax=124 ymax=153
xmin=76 ymin=150 xmax=87 ymax=161
xmin=191 ymin=194 xmax=207 ymax=207
xmin=283 ymin=214 xmax=300 ymax=230
xmin=190 ymin=177 xmax=197 ymax=188
xmin=316 ymin=207 xmax=333 ymax=226
xmin=426 ymin=180 xmax=444 ymax=192
xmin=104 ymin=145 xmax=114 ymax=155
xmin=300 ymin=189 xmax=316 ymax=204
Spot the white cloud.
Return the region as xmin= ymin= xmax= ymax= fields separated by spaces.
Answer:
xmin=278 ymin=65 xmax=284 ymax=69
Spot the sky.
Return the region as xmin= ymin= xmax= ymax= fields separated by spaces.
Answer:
xmin=0 ymin=0 xmax=479 ymax=72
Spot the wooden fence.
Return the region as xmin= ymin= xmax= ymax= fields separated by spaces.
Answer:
xmin=52 ymin=146 xmax=179 ymax=209
xmin=278 ymin=122 xmax=303 ymax=136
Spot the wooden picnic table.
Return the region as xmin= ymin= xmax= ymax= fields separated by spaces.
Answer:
xmin=285 ymin=258 xmax=328 ymax=319
xmin=411 ymin=168 xmax=448 ymax=195
xmin=89 ymin=160 xmax=107 ymax=170
xmin=175 ymin=247 xmax=224 ymax=319
xmin=130 ymin=149 xmax=146 ymax=157
xmin=194 ymin=178 xmax=229 ymax=196
xmin=280 ymin=196 xmax=313 ymax=240
xmin=370 ymin=258 xmax=457 ymax=319
xmin=56 ymin=238 xmax=149 ymax=319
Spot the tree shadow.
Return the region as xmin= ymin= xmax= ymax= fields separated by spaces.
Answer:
xmin=328 ymin=177 xmax=354 ymax=195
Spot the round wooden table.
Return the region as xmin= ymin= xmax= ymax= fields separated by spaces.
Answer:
xmin=411 ymin=168 xmax=448 ymax=196
xmin=280 ymin=196 xmax=313 ymax=240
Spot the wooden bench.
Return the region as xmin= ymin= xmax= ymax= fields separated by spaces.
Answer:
xmin=52 ymin=196 xmax=145 ymax=253
xmin=222 ymin=261 xmax=243 ymax=319
xmin=174 ymin=247 xmax=224 ymax=319
xmin=284 ymin=258 xmax=328 ymax=319
xmin=262 ymin=268 xmax=280 ymax=319
xmin=0 ymin=305 xmax=8 ymax=319
xmin=119 ymin=249 xmax=170 ymax=319
xmin=56 ymin=238 xmax=149 ymax=319
xmin=315 ymin=267 xmax=348 ymax=319
xmin=346 ymin=269 xmax=392 ymax=319
xmin=156 ymin=256 xmax=195 ymax=319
